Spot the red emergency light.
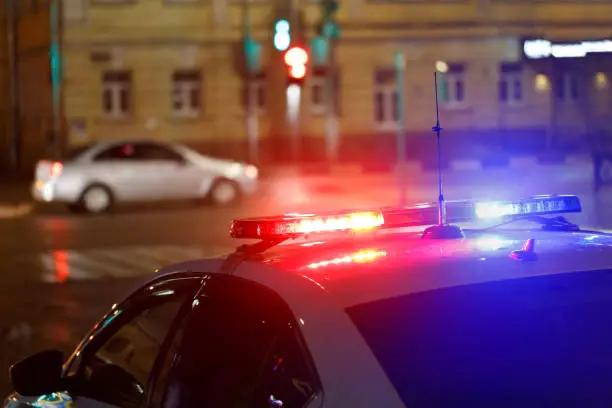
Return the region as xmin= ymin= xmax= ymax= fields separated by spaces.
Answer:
xmin=230 ymin=211 xmax=384 ymax=239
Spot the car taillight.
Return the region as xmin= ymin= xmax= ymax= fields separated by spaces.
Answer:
xmin=49 ymin=161 xmax=63 ymax=178
xmin=245 ymin=164 xmax=258 ymax=179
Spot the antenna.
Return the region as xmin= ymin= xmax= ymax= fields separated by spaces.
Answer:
xmin=433 ymin=71 xmax=446 ymax=225
xmin=422 ymin=71 xmax=464 ymax=240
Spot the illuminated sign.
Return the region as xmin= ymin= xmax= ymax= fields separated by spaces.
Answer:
xmin=524 ymin=39 xmax=612 ymax=59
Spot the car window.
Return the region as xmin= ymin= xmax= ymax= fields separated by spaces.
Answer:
xmin=346 ymin=269 xmax=612 ymax=408
xmin=154 ymin=275 xmax=320 ymax=408
xmin=136 ymin=144 xmax=184 ymax=162
xmin=65 ymin=276 xmax=202 ymax=408
xmin=94 ymin=143 xmax=138 ymax=161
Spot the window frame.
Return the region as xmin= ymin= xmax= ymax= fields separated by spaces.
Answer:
xmin=102 ymin=70 xmax=132 ymax=118
xmin=373 ymin=84 xmax=399 ymax=130
xmin=373 ymin=67 xmax=399 ymax=130
xmin=242 ymin=77 xmax=267 ymax=115
xmin=310 ymin=74 xmax=327 ymax=115
xmin=171 ymin=70 xmax=202 ymax=118
xmin=499 ymin=65 xmax=524 ymax=106
xmin=150 ymin=274 xmax=323 ymax=408
xmin=555 ymin=72 xmax=581 ymax=103
xmin=63 ymin=274 xmax=204 ymax=382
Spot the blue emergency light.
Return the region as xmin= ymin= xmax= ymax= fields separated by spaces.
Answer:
xmin=229 ymin=195 xmax=582 ymax=240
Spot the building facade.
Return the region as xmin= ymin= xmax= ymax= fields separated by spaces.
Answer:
xmin=4 ymin=0 xmax=612 ymax=171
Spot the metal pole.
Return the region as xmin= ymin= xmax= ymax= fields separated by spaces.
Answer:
xmin=433 ymin=72 xmax=446 ymax=225
xmin=395 ymin=51 xmax=407 ymax=206
xmin=325 ymin=38 xmax=339 ymax=164
xmin=289 ymin=0 xmax=300 ymax=165
xmin=7 ymin=0 xmax=20 ymax=170
xmin=247 ymin=80 xmax=259 ymax=164
xmin=242 ymin=0 xmax=259 ymax=164
xmin=287 ymin=84 xmax=301 ymax=163
xmin=50 ymin=0 xmax=62 ymax=159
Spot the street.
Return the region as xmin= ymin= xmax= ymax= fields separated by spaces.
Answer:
xmin=1 ymin=163 xmax=612 ymax=397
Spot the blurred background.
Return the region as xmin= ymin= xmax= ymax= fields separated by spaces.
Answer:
xmin=2 ymin=0 xmax=612 ymax=398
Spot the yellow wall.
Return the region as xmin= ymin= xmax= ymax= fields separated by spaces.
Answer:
xmin=54 ymin=0 xmax=612 ymax=150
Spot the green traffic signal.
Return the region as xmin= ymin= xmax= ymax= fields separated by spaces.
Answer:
xmin=244 ymin=37 xmax=262 ymax=73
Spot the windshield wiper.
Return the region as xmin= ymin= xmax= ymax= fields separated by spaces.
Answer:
xmin=479 ymin=215 xmax=581 ymax=232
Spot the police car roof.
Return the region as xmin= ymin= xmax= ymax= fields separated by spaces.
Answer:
xmin=244 ymin=228 xmax=612 ymax=308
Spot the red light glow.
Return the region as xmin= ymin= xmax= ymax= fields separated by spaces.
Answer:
xmin=306 ymin=249 xmax=387 ymax=270
xmin=284 ymin=46 xmax=308 ymax=66
xmin=53 ymin=250 xmax=70 ymax=283
xmin=284 ymin=46 xmax=308 ymax=79
xmin=49 ymin=161 xmax=63 ymax=178
xmin=290 ymin=65 xmax=306 ymax=79
xmin=230 ymin=211 xmax=385 ymax=239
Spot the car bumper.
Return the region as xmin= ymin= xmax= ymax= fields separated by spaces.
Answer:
xmin=31 ymin=180 xmax=78 ymax=204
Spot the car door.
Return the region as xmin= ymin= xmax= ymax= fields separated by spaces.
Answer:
xmin=148 ymin=274 xmax=323 ymax=408
xmin=90 ymin=143 xmax=154 ymax=201
xmin=23 ymin=274 xmax=205 ymax=408
xmin=133 ymin=143 xmax=200 ymax=200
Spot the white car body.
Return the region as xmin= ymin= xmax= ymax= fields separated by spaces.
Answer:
xmin=149 ymin=227 xmax=612 ymax=407
xmin=31 ymin=140 xmax=258 ymax=211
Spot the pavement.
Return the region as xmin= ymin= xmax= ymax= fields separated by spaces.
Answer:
xmin=1 ymin=161 xmax=612 ymax=397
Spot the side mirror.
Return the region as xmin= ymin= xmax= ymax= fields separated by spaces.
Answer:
xmin=10 ymin=349 xmax=64 ymax=396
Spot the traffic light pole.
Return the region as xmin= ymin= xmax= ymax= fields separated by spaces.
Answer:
xmin=242 ymin=0 xmax=260 ymax=165
xmin=395 ymin=51 xmax=407 ymax=206
xmin=286 ymin=84 xmax=302 ymax=164
xmin=7 ymin=0 xmax=20 ymax=170
xmin=325 ymin=39 xmax=339 ymax=165
xmin=246 ymin=80 xmax=259 ymax=165
xmin=50 ymin=0 xmax=63 ymax=160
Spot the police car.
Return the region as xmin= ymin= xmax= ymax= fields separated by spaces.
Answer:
xmin=5 ymin=194 xmax=612 ymax=408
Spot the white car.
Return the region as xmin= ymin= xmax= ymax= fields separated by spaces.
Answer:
xmin=31 ymin=140 xmax=259 ymax=213
xmin=6 ymin=194 xmax=612 ymax=407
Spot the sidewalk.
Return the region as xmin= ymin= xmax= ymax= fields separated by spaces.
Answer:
xmin=0 ymin=181 xmax=32 ymax=218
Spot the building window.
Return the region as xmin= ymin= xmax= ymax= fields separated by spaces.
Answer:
xmin=499 ymin=63 xmax=523 ymax=105
xmin=310 ymin=67 xmax=341 ymax=115
xmin=554 ymin=73 xmax=580 ymax=103
xmin=102 ymin=70 xmax=132 ymax=118
xmin=373 ymin=68 xmax=398 ymax=128
xmin=242 ymin=77 xmax=266 ymax=114
xmin=439 ymin=63 xmax=465 ymax=105
xmin=172 ymin=70 xmax=202 ymax=117
xmin=311 ymin=73 xmax=326 ymax=114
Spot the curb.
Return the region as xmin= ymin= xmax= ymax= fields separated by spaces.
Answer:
xmin=0 ymin=203 xmax=33 ymax=219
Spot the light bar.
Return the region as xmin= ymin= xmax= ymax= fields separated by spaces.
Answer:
xmin=229 ymin=195 xmax=581 ymax=239
xmin=230 ymin=211 xmax=384 ymax=239
xmin=473 ymin=195 xmax=581 ymax=220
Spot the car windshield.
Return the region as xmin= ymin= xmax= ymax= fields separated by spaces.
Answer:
xmin=346 ymin=269 xmax=612 ymax=408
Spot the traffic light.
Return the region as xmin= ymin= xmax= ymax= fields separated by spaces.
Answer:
xmin=274 ymin=19 xmax=291 ymax=52
xmin=284 ymin=46 xmax=308 ymax=83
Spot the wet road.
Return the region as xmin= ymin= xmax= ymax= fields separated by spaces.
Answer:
xmin=1 ymin=164 xmax=612 ymax=397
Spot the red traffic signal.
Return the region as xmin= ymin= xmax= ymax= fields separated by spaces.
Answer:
xmin=284 ymin=46 xmax=308 ymax=80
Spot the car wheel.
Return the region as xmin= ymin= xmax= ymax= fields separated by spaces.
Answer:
xmin=80 ymin=185 xmax=114 ymax=214
xmin=209 ymin=179 xmax=240 ymax=206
